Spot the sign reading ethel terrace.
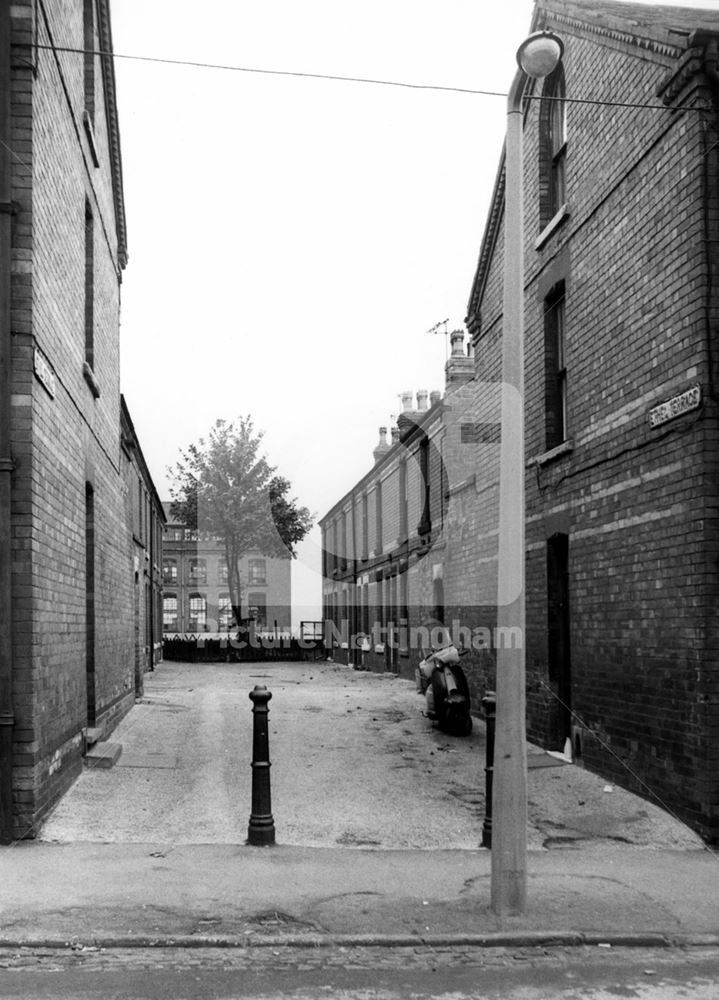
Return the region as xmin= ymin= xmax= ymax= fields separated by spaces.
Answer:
xmin=649 ymin=385 xmax=701 ymax=429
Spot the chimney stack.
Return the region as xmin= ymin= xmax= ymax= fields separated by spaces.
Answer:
xmin=430 ymin=390 xmax=441 ymax=407
xmin=416 ymin=389 xmax=428 ymax=411
xmin=373 ymin=426 xmax=390 ymax=464
xmin=445 ymin=329 xmax=473 ymax=389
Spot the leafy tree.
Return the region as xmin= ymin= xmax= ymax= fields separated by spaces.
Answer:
xmin=168 ymin=417 xmax=313 ymax=630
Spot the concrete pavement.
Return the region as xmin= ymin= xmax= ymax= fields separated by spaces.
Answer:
xmin=0 ymin=660 xmax=716 ymax=949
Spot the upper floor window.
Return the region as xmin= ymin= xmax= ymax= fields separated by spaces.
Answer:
xmin=189 ymin=558 xmax=207 ymax=585
xmin=399 ymin=460 xmax=408 ymax=543
xmin=544 ymin=284 xmax=567 ymax=449
xmin=162 ymin=558 xmax=177 ymax=584
xmin=83 ymin=0 xmax=95 ymax=122
xmin=217 ymin=558 xmax=229 ymax=584
xmin=248 ymin=558 xmax=266 ymax=586
xmin=540 ymin=68 xmax=567 ymax=227
xmin=418 ymin=437 xmax=431 ymax=536
xmin=375 ymin=480 xmax=383 ymax=556
xmin=84 ymin=199 xmax=94 ymax=368
xmin=361 ymin=493 xmax=368 ymax=561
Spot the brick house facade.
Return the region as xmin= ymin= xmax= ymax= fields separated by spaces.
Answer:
xmin=468 ymin=0 xmax=719 ymax=843
xmin=321 ymin=0 xmax=719 ymax=842
xmin=0 ymin=0 xmax=162 ymax=840
xmin=320 ymin=341 xmax=472 ymax=675
xmin=121 ymin=398 xmax=165 ymax=690
xmin=162 ymin=510 xmax=292 ymax=637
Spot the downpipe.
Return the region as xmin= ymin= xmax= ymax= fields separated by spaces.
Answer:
xmin=0 ymin=0 xmax=15 ymax=843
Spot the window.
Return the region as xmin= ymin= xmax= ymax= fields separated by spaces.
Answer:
xmin=339 ymin=513 xmax=347 ymax=571
xmin=399 ymin=460 xmax=408 ymax=543
xmin=544 ymin=285 xmax=567 ymax=449
xmin=189 ymin=558 xmax=207 ymax=584
xmin=188 ymin=593 xmax=207 ymax=631
xmin=84 ymin=199 xmax=94 ymax=368
xmin=83 ymin=0 xmax=95 ymax=123
xmin=375 ymin=480 xmax=383 ymax=555
xmin=217 ymin=558 xmax=229 ymax=584
xmin=218 ymin=593 xmax=233 ymax=631
xmin=540 ymin=68 xmax=567 ymax=226
xmin=361 ymin=494 xmax=368 ymax=561
xmin=163 ymin=594 xmax=178 ymax=632
xmin=248 ymin=558 xmax=266 ymax=585
xmin=248 ymin=592 xmax=266 ymax=627
xmin=162 ymin=558 xmax=177 ymax=584
xmin=418 ymin=436 xmax=431 ymax=536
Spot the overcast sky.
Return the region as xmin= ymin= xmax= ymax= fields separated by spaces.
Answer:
xmin=112 ymin=0 xmax=716 ymax=624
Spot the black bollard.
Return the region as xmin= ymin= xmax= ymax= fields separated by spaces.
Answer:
xmin=481 ymin=691 xmax=496 ymax=849
xmin=247 ymin=685 xmax=276 ymax=846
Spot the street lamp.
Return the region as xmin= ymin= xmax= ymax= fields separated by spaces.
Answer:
xmin=492 ymin=30 xmax=564 ymax=918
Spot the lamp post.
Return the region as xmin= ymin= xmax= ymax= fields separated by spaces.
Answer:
xmin=492 ymin=30 xmax=564 ymax=917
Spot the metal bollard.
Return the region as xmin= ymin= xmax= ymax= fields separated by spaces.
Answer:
xmin=481 ymin=691 xmax=496 ymax=849
xmin=247 ymin=685 xmax=276 ymax=846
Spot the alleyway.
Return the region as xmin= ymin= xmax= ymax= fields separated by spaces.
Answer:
xmin=40 ymin=659 xmax=700 ymax=851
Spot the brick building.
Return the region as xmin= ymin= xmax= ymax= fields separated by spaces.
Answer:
xmin=121 ymin=398 xmax=165 ymax=685
xmin=322 ymin=0 xmax=719 ymax=841
xmin=320 ymin=337 xmax=475 ymax=672
xmin=162 ymin=509 xmax=292 ymax=637
xmin=464 ymin=0 xmax=719 ymax=842
xmin=0 ymin=0 xmax=163 ymax=840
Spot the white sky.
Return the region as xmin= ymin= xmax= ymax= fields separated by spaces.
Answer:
xmin=112 ymin=0 xmax=717 ymax=624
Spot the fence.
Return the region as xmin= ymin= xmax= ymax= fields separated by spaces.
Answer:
xmin=163 ymin=630 xmax=325 ymax=663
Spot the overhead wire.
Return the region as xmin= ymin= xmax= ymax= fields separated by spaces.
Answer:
xmin=26 ymin=42 xmax=709 ymax=114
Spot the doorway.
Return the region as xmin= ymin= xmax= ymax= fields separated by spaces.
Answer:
xmin=85 ymin=483 xmax=96 ymax=727
xmin=547 ymin=532 xmax=571 ymax=750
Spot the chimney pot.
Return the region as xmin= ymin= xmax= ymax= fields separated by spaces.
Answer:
xmin=416 ymin=389 xmax=428 ymax=411
xmin=450 ymin=330 xmax=465 ymax=357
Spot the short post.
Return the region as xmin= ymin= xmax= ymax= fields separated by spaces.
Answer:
xmin=481 ymin=691 xmax=496 ymax=849
xmin=247 ymin=685 xmax=276 ymax=846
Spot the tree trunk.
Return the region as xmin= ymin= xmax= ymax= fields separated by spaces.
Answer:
xmin=226 ymin=541 xmax=242 ymax=629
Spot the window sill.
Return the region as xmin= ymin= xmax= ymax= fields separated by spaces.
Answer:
xmin=535 ymin=204 xmax=570 ymax=251
xmin=83 ymin=362 xmax=100 ymax=399
xmin=528 ymin=438 xmax=574 ymax=468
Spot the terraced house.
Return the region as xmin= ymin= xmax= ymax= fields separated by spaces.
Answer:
xmin=322 ymin=0 xmax=719 ymax=842
xmin=0 ymin=0 xmax=162 ymax=840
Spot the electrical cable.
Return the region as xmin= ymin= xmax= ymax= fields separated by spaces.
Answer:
xmin=25 ymin=42 xmax=710 ymax=114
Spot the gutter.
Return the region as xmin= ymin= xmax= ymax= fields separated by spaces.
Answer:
xmin=0 ymin=0 xmax=15 ymax=842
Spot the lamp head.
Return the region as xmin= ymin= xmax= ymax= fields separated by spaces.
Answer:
xmin=516 ymin=30 xmax=564 ymax=79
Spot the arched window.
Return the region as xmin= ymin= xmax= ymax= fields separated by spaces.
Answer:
xmin=540 ymin=67 xmax=567 ymax=226
xmin=188 ymin=592 xmax=207 ymax=631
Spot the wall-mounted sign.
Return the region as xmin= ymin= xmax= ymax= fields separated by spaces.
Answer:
xmin=33 ymin=346 xmax=56 ymax=399
xmin=649 ymin=385 xmax=701 ymax=429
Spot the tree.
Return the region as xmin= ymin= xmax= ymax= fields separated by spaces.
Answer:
xmin=168 ymin=417 xmax=313 ymax=630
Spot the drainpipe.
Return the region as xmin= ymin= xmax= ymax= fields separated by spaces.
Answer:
xmin=705 ymin=38 xmax=719 ymax=89
xmin=704 ymin=39 xmax=719 ymax=401
xmin=0 ymin=0 xmax=15 ymax=842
